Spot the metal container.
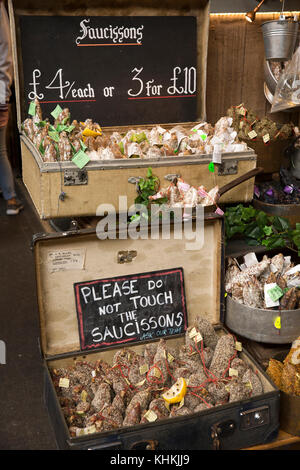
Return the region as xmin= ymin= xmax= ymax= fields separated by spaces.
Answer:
xmin=261 ymin=18 xmax=299 ymax=61
xmin=225 ymin=248 xmax=300 ymax=344
xmin=253 ymin=198 xmax=300 ymax=228
xmin=226 ymin=295 xmax=300 ymax=344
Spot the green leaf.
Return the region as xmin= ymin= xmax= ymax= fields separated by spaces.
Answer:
xmin=39 ymin=140 xmax=45 ymax=155
xmin=256 ymin=211 xmax=268 ymax=228
xmin=263 ymin=225 xmax=273 ymax=236
xmin=147 ymin=167 xmax=153 ymax=178
xmin=272 ymin=216 xmax=291 ymax=232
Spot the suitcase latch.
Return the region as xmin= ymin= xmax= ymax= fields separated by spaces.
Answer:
xmin=211 ymin=420 xmax=235 ymax=450
xmin=117 ymin=250 xmax=137 ymax=264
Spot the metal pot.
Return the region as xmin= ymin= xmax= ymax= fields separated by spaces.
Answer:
xmin=226 ymin=294 xmax=300 ymax=344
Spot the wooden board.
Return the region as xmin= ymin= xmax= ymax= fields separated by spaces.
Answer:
xmin=206 ymin=14 xmax=300 ymax=126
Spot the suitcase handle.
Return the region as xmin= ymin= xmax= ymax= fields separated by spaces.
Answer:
xmin=129 ymin=439 xmax=158 ymax=450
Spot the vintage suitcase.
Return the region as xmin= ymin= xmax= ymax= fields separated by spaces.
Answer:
xmin=32 ymin=215 xmax=280 ymax=450
xmin=9 ymin=0 xmax=257 ymax=220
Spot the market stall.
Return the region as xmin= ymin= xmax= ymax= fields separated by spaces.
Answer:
xmin=3 ymin=0 xmax=300 ymax=452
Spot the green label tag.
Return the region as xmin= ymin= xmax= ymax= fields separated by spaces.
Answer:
xmin=51 ymin=104 xmax=63 ymax=119
xmin=28 ymin=101 xmax=36 ymax=116
xmin=48 ymin=130 xmax=60 ymax=143
xmin=268 ymin=285 xmax=283 ymax=302
xmin=65 ymin=125 xmax=75 ymax=133
xmin=208 ymin=162 xmax=215 ymax=172
xmin=72 ymin=150 xmax=90 ymax=169
xmin=200 ymin=133 xmax=207 ymax=141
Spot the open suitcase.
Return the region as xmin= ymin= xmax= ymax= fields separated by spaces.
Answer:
xmin=33 ymin=214 xmax=280 ymax=450
xmin=9 ymin=0 xmax=257 ymax=220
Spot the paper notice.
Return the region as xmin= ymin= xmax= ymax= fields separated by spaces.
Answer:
xmin=48 ymin=249 xmax=86 ymax=273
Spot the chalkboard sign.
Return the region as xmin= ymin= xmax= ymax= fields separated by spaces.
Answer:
xmin=18 ymin=16 xmax=197 ymax=126
xmin=74 ymin=267 xmax=188 ymax=351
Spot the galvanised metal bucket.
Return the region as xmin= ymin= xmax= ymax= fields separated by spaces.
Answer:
xmin=261 ymin=19 xmax=299 ymax=61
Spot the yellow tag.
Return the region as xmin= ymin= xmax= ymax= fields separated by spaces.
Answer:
xmin=76 ymin=425 xmax=96 ymax=436
xmin=194 ymin=332 xmax=203 ymax=343
xmin=189 ymin=327 xmax=198 ymax=339
xmin=245 ymin=381 xmax=253 ymax=389
xmin=229 ymin=368 xmax=239 ymax=377
xmin=153 ymin=367 xmax=162 ymax=378
xmin=235 ymin=341 xmax=242 ymax=351
xmin=144 ymin=410 xmax=158 ymax=422
xmin=238 ymin=106 xmax=247 ymax=116
xmin=59 ymin=378 xmax=70 ymax=388
xmin=139 ymin=364 xmax=149 ymax=375
xmin=274 ymin=316 xmax=281 ymax=329
xmin=248 ymin=130 xmax=257 ymax=139
xmin=81 ymin=390 xmax=88 ymax=402
xmin=135 ymin=379 xmax=146 ymax=387
xmin=167 ymin=353 xmax=175 ymax=363
xmin=263 ymin=133 xmax=270 ymax=143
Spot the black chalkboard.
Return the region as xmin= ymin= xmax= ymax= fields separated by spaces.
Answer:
xmin=74 ymin=267 xmax=188 ymax=351
xmin=18 ymin=16 xmax=197 ymax=126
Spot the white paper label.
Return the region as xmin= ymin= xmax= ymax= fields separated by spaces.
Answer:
xmin=212 ymin=144 xmax=222 ymax=164
xmin=48 ymin=249 xmax=85 ymax=273
xmin=243 ymin=252 xmax=258 ymax=268
xmin=285 ymin=264 xmax=300 ymax=276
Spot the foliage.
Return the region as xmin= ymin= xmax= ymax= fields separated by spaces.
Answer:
xmin=225 ymin=204 xmax=300 ymax=255
xmin=130 ymin=167 xmax=168 ymax=222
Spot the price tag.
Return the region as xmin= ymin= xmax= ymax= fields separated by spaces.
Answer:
xmin=212 ymin=144 xmax=222 ymax=164
xmin=72 ymin=150 xmax=90 ymax=169
xmin=215 ymin=207 xmax=224 ymax=216
xmin=139 ymin=364 xmax=149 ymax=375
xmin=229 ymin=368 xmax=238 ymax=377
xmin=167 ymin=352 xmax=175 ymax=363
xmin=238 ymin=106 xmax=247 ymax=116
xmin=264 ymin=283 xmax=280 ymax=307
xmin=59 ymin=378 xmax=70 ymax=388
xmin=208 ymin=162 xmax=215 ymax=173
xmin=248 ymin=130 xmax=257 ymax=139
xmin=51 ymin=104 xmax=63 ymax=119
xmin=189 ymin=327 xmax=198 ymax=339
xmin=144 ymin=410 xmax=158 ymax=422
xmin=263 ymin=133 xmax=270 ymax=143
xmin=274 ymin=316 xmax=281 ymax=330
xmin=194 ymin=332 xmax=203 ymax=343
xmin=268 ymin=285 xmax=284 ymax=302
xmin=235 ymin=341 xmax=243 ymax=351
xmin=28 ymin=101 xmax=36 ymax=116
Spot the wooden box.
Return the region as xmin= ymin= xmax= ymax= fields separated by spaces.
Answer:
xmin=9 ymin=0 xmax=257 ymax=220
xmin=33 ymin=217 xmax=280 ymax=450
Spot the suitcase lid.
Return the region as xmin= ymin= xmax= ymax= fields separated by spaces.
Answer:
xmin=33 ymin=215 xmax=224 ymax=358
xmin=8 ymin=0 xmax=210 ymax=131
